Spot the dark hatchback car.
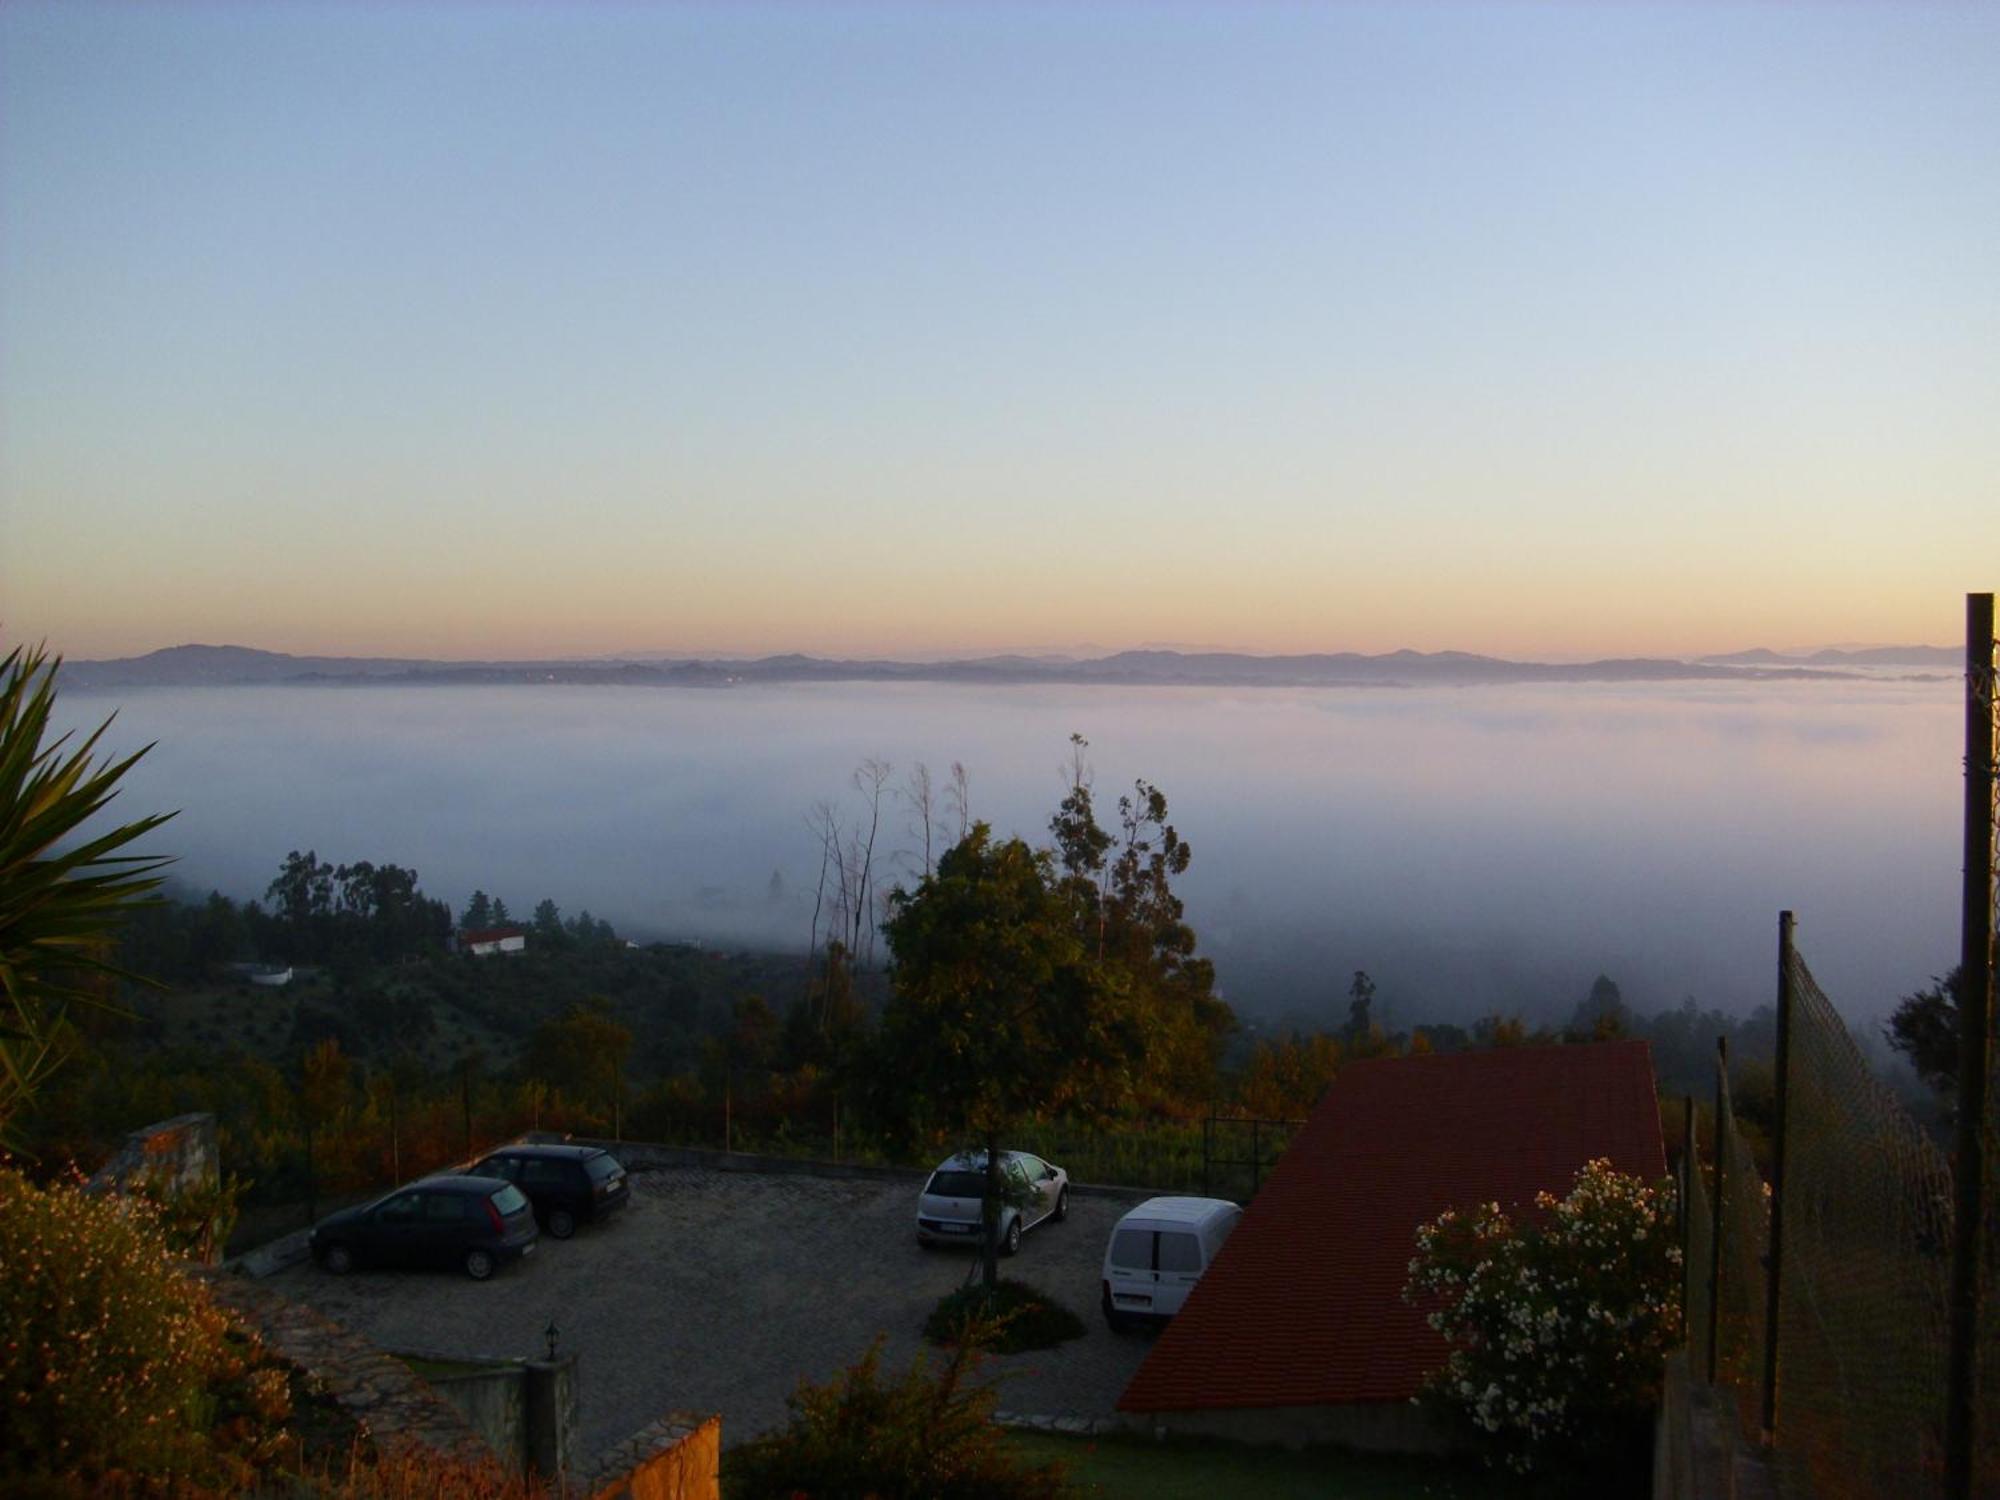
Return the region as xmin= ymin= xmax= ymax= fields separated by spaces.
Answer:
xmin=467 ymin=1144 xmax=629 ymax=1238
xmin=310 ymin=1175 xmax=538 ymax=1280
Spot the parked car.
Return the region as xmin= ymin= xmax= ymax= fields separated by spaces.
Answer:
xmin=916 ymin=1150 xmax=1068 ymax=1253
xmin=1100 ymin=1195 xmax=1241 ymax=1332
xmin=466 ymin=1143 xmax=630 ymax=1238
xmin=310 ymin=1175 xmax=538 ymax=1280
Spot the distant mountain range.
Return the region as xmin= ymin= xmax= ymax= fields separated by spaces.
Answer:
xmin=51 ymin=641 xmax=1955 ymax=692
xmin=1698 ymin=645 xmax=1962 ymax=668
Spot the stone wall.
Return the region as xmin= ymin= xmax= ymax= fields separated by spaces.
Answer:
xmin=89 ymin=1111 xmax=219 ymax=1199
xmin=88 ymin=1111 xmax=227 ymax=1262
xmin=206 ymin=1274 xmax=494 ymax=1468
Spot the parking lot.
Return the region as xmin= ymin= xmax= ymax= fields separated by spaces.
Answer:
xmin=265 ymin=1166 xmax=1159 ymax=1460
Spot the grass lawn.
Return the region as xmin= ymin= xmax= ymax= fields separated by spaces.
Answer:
xmin=1002 ymin=1430 xmax=1530 ymax=1500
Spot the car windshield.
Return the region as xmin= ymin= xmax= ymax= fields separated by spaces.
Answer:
xmin=490 ymin=1184 xmax=529 ymax=1216
xmin=927 ymin=1170 xmax=988 ymax=1198
xmin=584 ymin=1153 xmax=622 ymax=1182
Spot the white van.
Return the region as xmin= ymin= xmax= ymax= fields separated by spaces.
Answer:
xmin=1100 ymin=1195 xmax=1242 ymax=1332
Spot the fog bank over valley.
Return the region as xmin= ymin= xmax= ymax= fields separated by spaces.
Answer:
xmin=68 ymin=677 xmax=1962 ymax=1031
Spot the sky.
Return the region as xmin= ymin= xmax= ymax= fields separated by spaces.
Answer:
xmin=3 ymin=1 xmax=1996 ymax=663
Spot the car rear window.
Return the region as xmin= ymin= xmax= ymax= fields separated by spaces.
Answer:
xmin=490 ymin=1184 xmax=529 ymax=1216
xmin=1110 ymin=1228 xmax=1153 ymax=1269
xmin=584 ymin=1153 xmax=622 ymax=1182
xmin=927 ymin=1171 xmax=987 ymax=1198
xmin=1158 ymin=1231 xmax=1202 ymax=1273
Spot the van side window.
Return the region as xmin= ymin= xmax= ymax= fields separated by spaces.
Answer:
xmin=1158 ymin=1232 xmax=1202 ymax=1273
xmin=1110 ymin=1228 xmax=1154 ymax=1270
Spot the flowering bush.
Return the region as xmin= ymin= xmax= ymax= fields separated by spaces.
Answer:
xmin=0 ymin=1164 xmax=292 ymax=1488
xmin=1403 ymin=1158 xmax=1681 ymax=1475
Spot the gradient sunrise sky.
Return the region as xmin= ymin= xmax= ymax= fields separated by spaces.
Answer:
xmin=3 ymin=2 xmax=1995 ymax=663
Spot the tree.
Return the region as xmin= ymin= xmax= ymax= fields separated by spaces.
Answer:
xmin=0 ymin=644 xmax=174 ymax=1143
xmin=526 ymin=998 xmax=633 ymax=1132
xmin=267 ymin=849 xmax=334 ymax=960
xmin=1340 ymin=970 xmax=1393 ymax=1059
xmin=876 ymin=824 xmax=1132 ymax=1287
xmin=461 ymin=890 xmax=492 ymax=929
xmin=1567 ymin=973 xmax=1631 ymax=1041
xmin=1884 ymin=968 xmax=1966 ymax=1103
xmin=1045 ymin=741 xmax=1232 ymax=1109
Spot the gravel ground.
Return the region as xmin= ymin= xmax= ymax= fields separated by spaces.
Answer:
xmin=263 ymin=1166 xmax=1160 ymax=1462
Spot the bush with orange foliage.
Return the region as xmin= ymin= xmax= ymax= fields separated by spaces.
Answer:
xmin=0 ymin=1164 xmax=295 ymax=1490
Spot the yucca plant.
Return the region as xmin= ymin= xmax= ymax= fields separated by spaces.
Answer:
xmin=0 ymin=641 xmax=175 ymax=1144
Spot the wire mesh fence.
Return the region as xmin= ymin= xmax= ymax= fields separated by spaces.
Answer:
xmin=1713 ymin=1061 xmax=1772 ymax=1438
xmin=1685 ymin=1105 xmax=1715 ymax=1383
xmin=1774 ymin=949 xmax=1956 ymax=1499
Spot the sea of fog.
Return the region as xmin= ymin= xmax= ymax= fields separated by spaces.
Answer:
xmin=65 ymin=677 xmax=1964 ymax=1030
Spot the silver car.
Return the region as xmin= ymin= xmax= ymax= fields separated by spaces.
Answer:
xmin=916 ymin=1150 xmax=1069 ymax=1254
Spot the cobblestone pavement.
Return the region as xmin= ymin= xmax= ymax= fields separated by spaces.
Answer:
xmin=263 ymin=1167 xmax=1163 ymax=1459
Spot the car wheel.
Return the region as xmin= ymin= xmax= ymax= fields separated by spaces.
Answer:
xmin=321 ymin=1244 xmax=353 ymax=1276
xmin=548 ymin=1208 xmax=577 ymax=1240
xmin=1053 ymin=1188 xmax=1069 ymax=1223
xmin=463 ymin=1248 xmax=496 ymax=1281
xmin=1001 ymin=1216 xmax=1022 ymax=1257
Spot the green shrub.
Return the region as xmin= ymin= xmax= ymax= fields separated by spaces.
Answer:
xmin=924 ymin=1279 xmax=1087 ymax=1354
xmin=725 ymin=1333 xmax=1065 ymax=1500
xmin=1404 ymin=1158 xmax=1681 ymax=1477
xmin=0 ymin=1164 xmax=258 ymax=1484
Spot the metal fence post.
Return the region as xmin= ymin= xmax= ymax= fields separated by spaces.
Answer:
xmin=1708 ymin=1035 xmax=1729 ymax=1386
xmin=1681 ymin=1093 xmax=1694 ymax=1254
xmin=1762 ymin=911 xmax=1795 ymax=1440
xmin=1946 ymin=592 xmax=1996 ymax=1500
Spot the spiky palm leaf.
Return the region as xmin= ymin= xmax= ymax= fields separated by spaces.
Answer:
xmin=0 ymin=642 xmax=175 ymax=1135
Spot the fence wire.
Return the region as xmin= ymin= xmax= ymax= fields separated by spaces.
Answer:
xmin=1685 ymin=1107 xmax=1715 ymax=1384
xmin=1713 ymin=1062 xmax=1771 ymax=1439
xmin=1774 ymin=949 xmax=1956 ymax=1500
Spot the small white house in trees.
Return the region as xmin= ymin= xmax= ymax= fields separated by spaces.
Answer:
xmin=457 ymin=925 xmax=527 ymax=957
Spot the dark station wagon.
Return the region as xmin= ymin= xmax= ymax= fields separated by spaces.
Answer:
xmin=467 ymin=1144 xmax=630 ymax=1238
xmin=310 ymin=1174 xmax=538 ymax=1280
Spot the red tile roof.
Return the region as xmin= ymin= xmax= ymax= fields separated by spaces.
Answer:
xmin=458 ymin=926 xmax=525 ymax=945
xmin=1118 ymin=1040 xmax=1666 ymax=1412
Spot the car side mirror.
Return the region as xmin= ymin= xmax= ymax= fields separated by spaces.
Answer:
xmin=1044 ymin=1167 xmax=1057 ymax=1180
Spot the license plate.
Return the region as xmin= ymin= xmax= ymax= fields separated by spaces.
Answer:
xmin=942 ymin=1223 xmax=973 ymax=1234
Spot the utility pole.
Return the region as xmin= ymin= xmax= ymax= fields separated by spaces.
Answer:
xmin=1946 ymin=592 xmax=1996 ymax=1500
